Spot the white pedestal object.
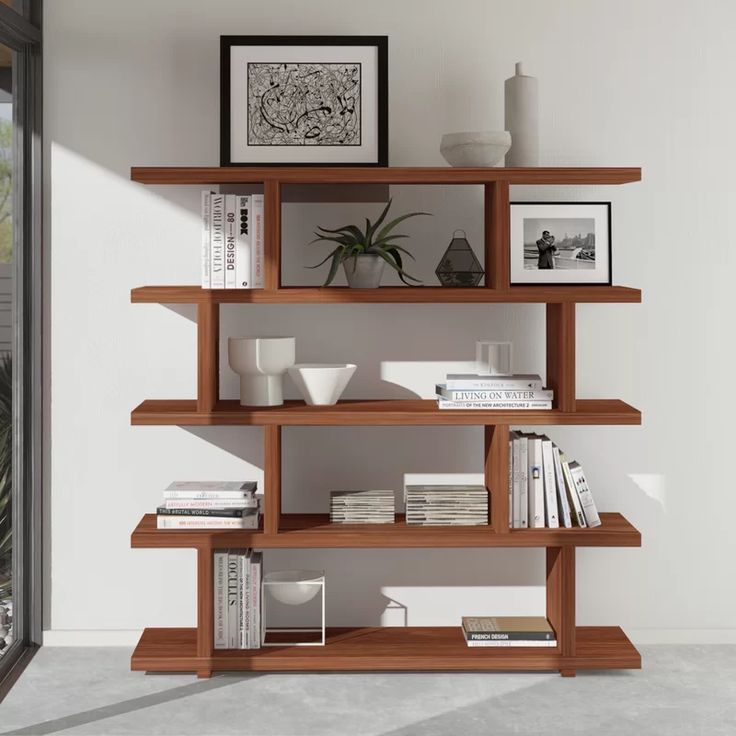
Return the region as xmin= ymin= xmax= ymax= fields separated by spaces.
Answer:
xmin=476 ymin=340 xmax=513 ymax=375
xmin=228 ymin=337 xmax=295 ymax=406
xmin=262 ymin=570 xmax=326 ymax=647
xmin=504 ymin=62 xmax=539 ymax=167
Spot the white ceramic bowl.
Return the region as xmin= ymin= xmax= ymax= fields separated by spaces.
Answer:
xmin=288 ymin=363 xmax=357 ymax=406
xmin=265 ymin=570 xmax=324 ymax=606
xmin=440 ymin=131 xmax=512 ymax=167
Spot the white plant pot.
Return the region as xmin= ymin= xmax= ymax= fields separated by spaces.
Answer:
xmin=288 ymin=363 xmax=356 ymax=406
xmin=343 ymin=255 xmax=385 ymax=288
xmin=265 ymin=570 xmax=324 ymax=605
xmin=440 ymin=131 xmax=512 ymax=167
xmin=228 ymin=337 xmax=295 ymax=406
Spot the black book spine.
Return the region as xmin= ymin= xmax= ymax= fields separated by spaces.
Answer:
xmin=156 ymin=506 xmax=256 ymax=518
xmin=464 ymin=631 xmax=554 ymax=641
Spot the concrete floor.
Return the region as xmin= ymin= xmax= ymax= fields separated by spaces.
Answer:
xmin=0 ymin=646 xmax=734 ymax=735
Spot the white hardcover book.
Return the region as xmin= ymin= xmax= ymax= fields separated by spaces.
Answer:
xmin=201 ymin=191 xmax=212 ymax=289
xmin=526 ymin=435 xmax=545 ymax=528
xmin=251 ymin=551 xmax=262 ymax=648
xmin=242 ymin=550 xmax=251 ymax=649
xmin=445 ymin=374 xmax=544 ymax=390
xmin=518 ymin=436 xmax=529 ymax=528
xmin=465 ymin=640 xmax=557 ymax=648
xmin=238 ymin=551 xmax=247 ymax=650
xmin=213 ymin=551 xmax=227 ymax=649
xmin=540 ymin=437 xmax=560 ymax=528
xmin=235 ymin=195 xmax=251 ymax=288
xmin=156 ymin=516 xmax=259 ymax=529
xmin=568 ymin=462 xmax=602 ymax=528
xmin=226 ymin=551 xmax=239 ymax=649
xmin=163 ymin=498 xmax=258 ymax=509
xmin=560 ymin=454 xmax=587 ymax=527
xmin=552 ymin=446 xmax=572 ymax=528
xmin=437 ymin=399 xmax=552 ymax=410
xmin=252 ymin=193 xmax=264 ymax=288
xmin=437 ymin=386 xmax=553 ymax=402
xmin=164 ymin=480 xmax=257 ymax=494
xmin=508 ymin=436 xmax=513 ymax=527
xmin=224 ymin=194 xmax=237 ymax=288
xmin=511 ymin=431 xmax=521 ymax=528
xmin=210 ymin=193 xmax=225 ymax=289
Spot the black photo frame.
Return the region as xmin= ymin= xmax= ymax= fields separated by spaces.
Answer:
xmin=221 ymin=35 xmax=388 ymax=167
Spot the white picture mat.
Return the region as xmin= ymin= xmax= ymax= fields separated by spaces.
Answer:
xmin=230 ymin=45 xmax=379 ymax=164
xmin=509 ymin=203 xmax=611 ymax=284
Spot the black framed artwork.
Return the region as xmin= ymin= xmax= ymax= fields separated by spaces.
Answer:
xmin=509 ymin=202 xmax=612 ymax=285
xmin=220 ymin=36 xmax=388 ymax=167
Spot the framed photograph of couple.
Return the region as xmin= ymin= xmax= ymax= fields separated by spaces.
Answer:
xmin=509 ymin=202 xmax=612 ymax=285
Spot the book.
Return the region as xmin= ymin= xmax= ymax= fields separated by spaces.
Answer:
xmin=210 ymin=193 xmax=225 ymax=289
xmin=330 ymin=490 xmax=396 ymax=524
xmin=552 ymin=446 xmax=572 ymax=528
xmin=162 ymin=498 xmax=258 ymax=510
xmin=224 ymin=194 xmax=237 ymax=288
xmin=201 ymin=191 xmax=212 ymax=289
xmin=437 ymin=385 xmax=552 ymax=402
xmin=540 ymin=437 xmax=560 ymax=528
xmin=465 ymin=639 xmax=557 ymax=647
xmin=156 ymin=506 xmax=259 ymax=518
xmin=405 ymin=485 xmax=488 ymax=526
xmin=235 ymin=195 xmax=251 ymax=288
xmin=156 ymin=515 xmax=260 ymax=529
xmin=226 ymin=550 xmax=239 ymax=648
xmin=560 ymin=454 xmax=586 ymax=527
xmin=568 ymin=462 xmax=602 ymax=528
xmin=510 ymin=431 xmax=521 ymax=528
xmin=213 ymin=551 xmax=227 ymax=649
xmin=241 ymin=550 xmax=251 ymax=649
xmin=437 ymin=399 xmax=552 ymax=410
xmin=252 ymin=193 xmax=264 ymax=288
xmin=251 ymin=551 xmax=262 ymax=648
xmin=163 ymin=481 xmax=257 ymax=497
xmin=518 ymin=435 xmax=528 ymax=529
xmin=445 ymin=374 xmax=544 ymax=390
xmin=526 ymin=435 xmax=545 ymax=528
xmin=462 ymin=616 xmax=555 ymax=641
xmin=508 ymin=435 xmax=513 ymax=527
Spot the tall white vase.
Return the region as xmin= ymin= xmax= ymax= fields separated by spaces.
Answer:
xmin=504 ymin=62 xmax=539 ymax=167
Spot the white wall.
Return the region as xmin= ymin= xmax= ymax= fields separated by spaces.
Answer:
xmin=43 ymin=0 xmax=736 ymax=644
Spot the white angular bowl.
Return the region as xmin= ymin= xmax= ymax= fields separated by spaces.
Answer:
xmin=440 ymin=131 xmax=512 ymax=167
xmin=265 ymin=570 xmax=324 ymax=606
xmin=288 ymin=363 xmax=357 ymax=406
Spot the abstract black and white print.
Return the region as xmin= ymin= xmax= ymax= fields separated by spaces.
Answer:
xmin=247 ymin=62 xmax=361 ymax=146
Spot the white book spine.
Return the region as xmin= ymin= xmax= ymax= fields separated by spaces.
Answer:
xmin=518 ymin=437 xmax=528 ymax=528
xmin=527 ymin=437 xmax=545 ymax=528
xmin=210 ymin=193 xmax=225 ymax=289
xmin=438 ymin=400 xmax=552 ymax=410
xmin=163 ymin=490 xmax=256 ymax=500
xmin=224 ymin=194 xmax=237 ymax=288
xmin=201 ymin=191 xmax=211 ymax=289
xmin=252 ymin=193 xmax=264 ymax=288
xmin=235 ymin=195 xmax=251 ymax=288
xmin=238 ymin=552 xmax=246 ymax=650
xmin=465 ymin=640 xmax=557 ymax=648
xmin=438 ymin=387 xmax=553 ymax=401
xmin=253 ymin=553 xmax=262 ymax=648
xmin=570 ymin=464 xmax=601 ymax=528
xmin=445 ymin=377 xmax=544 ymax=390
xmin=508 ymin=438 xmax=513 ymax=527
xmin=241 ymin=551 xmax=250 ymax=649
xmin=213 ymin=552 xmax=227 ymax=649
xmin=552 ymin=446 xmax=572 ymax=528
xmin=561 ymin=455 xmax=587 ymax=527
xmin=227 ymin=551 xmax=239 ymax=648
xmin=541 ymin=439 xmax=560 ymax=528
xmin=156 ymin=516 xmax=259 ymax=529
xmin=511 ymin=433 xmax=521 ymax=529
xmin=163 ymin=498 xmax=258 ymax=509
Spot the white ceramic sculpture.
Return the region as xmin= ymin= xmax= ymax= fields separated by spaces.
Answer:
xmin=288 ymin=363 xmax=356 ymax=405
xmin=504 ymin=62 xmax=539 ymax=167
xmin=265 ymin=570 xmax=324 ymax=605
xmin=476 ymin=340 xmax=513 ymax=376
xmin=440 ymin=131 xmax=511 ymax=167
xmin=228 ymin=336 xmax=295 ymax=406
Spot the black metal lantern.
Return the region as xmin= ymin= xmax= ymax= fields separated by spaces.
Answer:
xmin=435 ymin=229 xmax=485 ymax=287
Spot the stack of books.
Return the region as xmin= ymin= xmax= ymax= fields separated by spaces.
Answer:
xmin=330 ymin=490 xmax=395 ymax=524
xmin=461 ymin=616 xmax=556 ymax=647
xmin=214 ymin=548 xmax=262 ymax=649
xmin=156 ymin=481 xmax=260 ymax=529
xmin=436 ymin=373 xmax=553 ymax=410
xmin=509 ymin=433 xmax=601 ymax=529
xmin=201 ymin=192 xmax=264 ymax=289
xmin=405 ymin=485 xmax=488 ymax=526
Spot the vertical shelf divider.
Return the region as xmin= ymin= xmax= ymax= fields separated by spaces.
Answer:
xmin=264 ymin=424 xmax=282 ymax=535
xmin=546 ymin=302 xmax=576 ymax=412
xmin=196 ymin=302 xmax=219 ymax=413
xmin=485 ymin=181 xmax=511 ymax=290
xmin=485 ymin=424 xmax=510 ymax=533
xmin=196 ymin=546 xmax=214 ymax=677
xmin=264 ymin=179 xmax=282 ymax=291
xmin=546 ymin=546 xmax=576 ymax=675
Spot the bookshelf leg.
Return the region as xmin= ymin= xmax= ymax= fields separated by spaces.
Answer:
xmin=264 ymin=425 xmax=282 ymax=535
xmin=485 ymin=425 xmax=510 ymax=533
xmin=546 ymin=303 xmax=576 ymax=412
xmin=484 ymin=182 xmax=510 ymax=289
xmin=196 ymin=547 xmax=214 ymax=659
xmin=560 ymin=669 xmax=577 ymax=678
xmin=197 ymin=302 xmax=219 ymax=413
xmin=197 ymin=669 xmax=213 ymax=679
xmin=546 ymin=546 xmax=576 ymax=667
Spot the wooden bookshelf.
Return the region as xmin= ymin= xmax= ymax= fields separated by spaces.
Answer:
xmin=129 ymin=165 xmax=643 ymax=678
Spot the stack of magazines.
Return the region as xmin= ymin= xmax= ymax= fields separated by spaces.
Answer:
xmin=436 ymin=373 xmax=553 ymax=410
xmin=330 ymin=490 xmax=396 ymax=524
xmin=156 ymin=481 xmax=260 ymax=529
xmin=404 ymin=485 xmax=488 ymax=526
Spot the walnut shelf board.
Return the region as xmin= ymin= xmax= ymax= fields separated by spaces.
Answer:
xmin=131 ymin=626 xmax=641 ymax=673
xmin=131 ymin=399 xmax=641 ymax=427
xmin=130 ymin=166 xmax=641 ymax=186
xmin=131 ymin=285 xmax=642 ymax=305
xmin=131 ymin=512 xmax=640 ymax=549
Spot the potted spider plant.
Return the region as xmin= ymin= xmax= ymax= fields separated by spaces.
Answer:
xmin=307 ymin=199 xmax=430 ymax=288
